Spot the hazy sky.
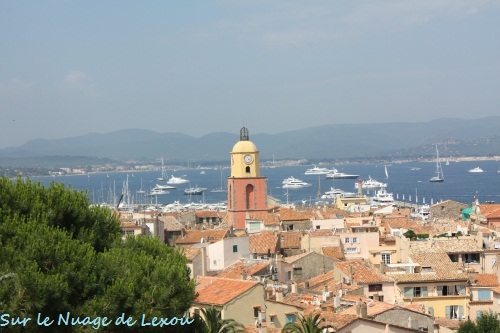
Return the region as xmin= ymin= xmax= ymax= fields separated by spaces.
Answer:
xmin=1 ymin=1 xmax=499 ymax=149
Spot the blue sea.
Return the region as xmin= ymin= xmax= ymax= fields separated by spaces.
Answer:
xmin=31 ymin=160 xmax=500 ymax=208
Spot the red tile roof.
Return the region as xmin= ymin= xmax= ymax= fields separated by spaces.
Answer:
xmin=175 ymin=229 xmax=228 ymax=245
xmin=216 ymin=260 xmax=270 ymax=279
xmin=249 ymin=231 xmax=279 ymax=254
xmin=278 ymin=207 xmax=314 ymax=221
xmin=280 ymin=231 xmax=301 ymax=249
xmin=194 ymin=276 xmax=260 ymax=306
xmin=474 ymin=273 xmax=499 ymax=287
xmin=335 ymin=260 xmax=393 ymax=284
xmin=322 ymin=246 xmax=345 ymax=260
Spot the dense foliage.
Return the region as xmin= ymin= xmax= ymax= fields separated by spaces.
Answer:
xmin=458 ymin=311 xmax=500 ymax=333
xmin=0 ymin=177 xmax=196 ymax=333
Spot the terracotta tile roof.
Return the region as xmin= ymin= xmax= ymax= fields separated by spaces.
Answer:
xmin=121 ymin=221 xmax=142 ymax=229
xmin=280 ymin=292 xmax=318 ymax=310
xmin=278 ymin=207 xmax=314 ymax=221
xmin=479 ymin=204 xmax=500 ymax=216
xmin=194 ymin=276 xmax=260 ymax=306
xmin=249 ymin=231 xmax=279 ymax=254
xmin=409 ymin=238 xmax=483 ymax=253
xmin=216 ymin=260 xmax=270 ymax=279
xmin=181 ymin=246 xmax=201 ymax=261
xmin=195 ymin=210 xmax=223 ymax=218
xmin=247 ymin=211 xmax=280 ymax=226
xmin=304 ymin=270 xmax=335 ymax=288
xmin=158 ymin=215 xmax=183 ymax=231
xmin=280 ymin=231 xmax=301 ymax=249
xmin=309 ymin=229 xmax=335 ymax=237
xmin=303 ymin=309 xmax=358 ymax=331
xmin=283 ymin=251 xmax=311 ymax=263
xmin=175 ymin=229 xmax=228 ymax=245
xmin=339 ymin=299 xmax=396 ymax=317
xmin=491 ymin=285 xmax=500 ymax=294
xmin=335 ymin=260 xmax=393 ymax=284
xmin=312 ymin=207 xmax=346 ymax=219
xmin=474 ymin=273 xmax=499 ymax=287
xmin=322 ymin=246 xmax=345 ymax=260
xmin=392 ymin=252 xmax=468 ymax=283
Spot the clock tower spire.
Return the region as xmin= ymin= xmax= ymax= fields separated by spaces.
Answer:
xmin=227 ymin=127 xmax=268 ymax=230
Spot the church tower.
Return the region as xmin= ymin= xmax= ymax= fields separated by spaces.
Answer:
xmin=227 ymin=127 xmax=268 ymax=230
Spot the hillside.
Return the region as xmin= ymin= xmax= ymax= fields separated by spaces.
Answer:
xmin=1 ymin=117 xmax=499 ymax=165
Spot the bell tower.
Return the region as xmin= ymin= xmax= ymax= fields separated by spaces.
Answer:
xmin=227 ymin=127 xmax=268 ymax=230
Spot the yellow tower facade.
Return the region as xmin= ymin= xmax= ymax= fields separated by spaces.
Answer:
xmin=227 ymin=127 xmax=268 ymax=230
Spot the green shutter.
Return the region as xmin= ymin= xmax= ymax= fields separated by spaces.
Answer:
xmin=445 ymin=306 xmax=451 ymax=319
xmin=404 ymin=287 xmax=413 ymax=297
xmin=458 ymin=306 xmax=464 ymax=318
xmin=437 ymin=286 xmax=443 ymax=296
xmin=422 ymin=286 xmax=428 ymax=297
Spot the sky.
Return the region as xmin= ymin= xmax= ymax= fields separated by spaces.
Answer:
xmin=1 ymin=0 xmax=499 ymax=149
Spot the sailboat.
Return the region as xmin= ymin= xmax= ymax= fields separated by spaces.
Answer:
xmin=157 ymin=157 xmax=168 ymax=181
xmin=210 ymin=168 xmax=227 ymax=193
xmin=384 ymin=165 xmax=389 ymax=179
xmin=429 ymin=145 xmax=444 ymax=182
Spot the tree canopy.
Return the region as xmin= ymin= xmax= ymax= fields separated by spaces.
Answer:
xmin=457 ymin=311 xmax=500 ymax=333
xmin=0 ymin=177 xmax=196 ymax=333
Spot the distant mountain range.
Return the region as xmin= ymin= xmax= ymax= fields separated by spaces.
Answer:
xmin=1 ymin=117 xmax=499 ymax=165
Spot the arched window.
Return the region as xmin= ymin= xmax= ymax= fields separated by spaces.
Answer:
xmin=246 ymin=166 xmax=250 ymax=173
xmin=246 ymin=184 xmax=255 ymax=209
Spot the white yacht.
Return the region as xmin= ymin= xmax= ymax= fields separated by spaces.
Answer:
xmin=354 ymin=176 xmax=387 ymax=189
xmin=371 ymin=188 xmax=394 ymax=204
xmin=468 ymin=167 xmax=484 ymax=173
xmin=321 ymin=187 xmax=346 ymax=199
xmin=304 ymin=166 xmax=331 ymax=175
xmin=167 ymin=175 xmax=189 ymax=185
xmin=326 ymin=169 xmax=360 ymax=179
xmin=282 ymin=177 xmax=312 ymax=189
xmin=183 ymin=187 xmax=207 ymax=195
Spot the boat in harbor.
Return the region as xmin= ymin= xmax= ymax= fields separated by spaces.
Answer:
xmin=321 ymin=187 xmax=349 ymax=199
xmin=354 ymin=176 xmax=387 ymax=189
xmin=468 ymin=167 xmax=484 ymax=173
xmin=304 ymin=166 xmax=331 ymax=175
xmin=157 ymin=157 xmax=168 ymax=181
xmin=167 ymin=175 xmax=189 ymax=185
xmin=429 ymin=145 xmax=444 ymax=182
xmin=371 ymin=188 xmax=394 ymax=204
xmin=282 ymin=177 xmax=312 ymax=189
xmin=325 ymin=169 xmax=359 ymax=179
xmin=183 ymin=187 xmax=207 ymax=195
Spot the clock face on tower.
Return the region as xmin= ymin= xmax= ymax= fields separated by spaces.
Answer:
xmin=244 ymin=154 xmax=253 ymax=164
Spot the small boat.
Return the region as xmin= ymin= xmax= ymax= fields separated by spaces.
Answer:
xmin=429 ymin=145 xmax=444 ymax=182
xmin=354 ymin=176 xmax=387 ymax=189
xmin=371 ymin=188 xmax=394 ymax=204
xmin=184 ymin=187 xmax=207 ymax=195
xmin=410 ymin=167 xmax=421 ymax=171
xmin=282 ymin=177 xmax=312 ymax=189
xmin=304 ymin=166 xmax=331 ymax=175
xmin=468 ymin=167 xmax=484 ymax=173
xmin=325 ymin=169 xmax=359 ymax=179
xmin=157 ymin=157 xmax=168 ymax=181
xmin=167 ymin=175 xmax=189 ymax=185
xmin=321 ymin=187 xmax=347 ymax=199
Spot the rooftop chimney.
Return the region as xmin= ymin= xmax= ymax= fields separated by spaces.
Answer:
xmin=276 ymin=288 xmax=284 ymax=302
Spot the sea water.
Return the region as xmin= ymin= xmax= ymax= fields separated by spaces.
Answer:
xmin=31 ymin=160 xmax=500 ymax=207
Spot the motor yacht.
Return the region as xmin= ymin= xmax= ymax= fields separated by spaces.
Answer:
xmin=326 ymin=170 xmax=360 ymax=179
xmin=371 ymin=188 xmax=394 ymax=204
xmin=167 ymin=175 xmax=189 ymax=185
xmin=354 ymin=177 xmax=387 ymax=189
xmin=304 ymin=166 xmax=331 ymax=175
xmin=282 ymin=177 xmax=312 ymax=189
xmin=468 ymin=167 xmax=484 ymax=173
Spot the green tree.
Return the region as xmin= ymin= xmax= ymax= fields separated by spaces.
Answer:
xmin=0 ymin=177 xmax=196 ymax=333
xmin=194 ymin=307 xmax=244 ymax=333
xmin=458 ymin=311 xmax=500 ymax=333
xmin=282 ymin=313 xmax=332 ymax=333
xmin=403 ymin=229 xmax=417 ymax=240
